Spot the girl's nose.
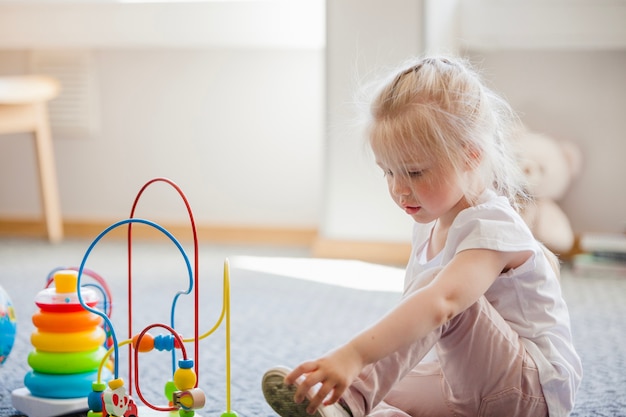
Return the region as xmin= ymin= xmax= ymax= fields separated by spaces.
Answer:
xmin=391 ymin=176 xmax=410 ymax=196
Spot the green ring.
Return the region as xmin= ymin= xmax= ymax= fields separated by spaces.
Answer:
xmin=28 ymin=346 xmax=108 ymax=374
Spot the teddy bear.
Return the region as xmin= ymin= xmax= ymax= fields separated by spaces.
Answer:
xmin=517 ymin=131 xmax=583 ymax=255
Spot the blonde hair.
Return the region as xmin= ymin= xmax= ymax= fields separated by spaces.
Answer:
xmin=367 ymin=56 xmax=529 ymax=210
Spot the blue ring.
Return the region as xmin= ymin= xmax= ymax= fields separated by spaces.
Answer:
xmin=24 ymin=369 xmax=112 ymax=399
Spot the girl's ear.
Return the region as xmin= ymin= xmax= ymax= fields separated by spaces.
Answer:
xmin=464 ymin=144 xmax=482 ymax=170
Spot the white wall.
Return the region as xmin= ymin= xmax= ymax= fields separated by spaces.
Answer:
xmin=320 ymin=0 xmax=422 ymax=244
xmin=1 ymin=0 xmax=624 ymax=244
xmin=0 ymin=1 xmax=326 ymax=232
xmin=0 ymin=48 xmax=324 ymax=229
xmin=319 ymin=0 xmax=626 ymax=244
xmin=467 ymin=50 xmax=626 ymax=234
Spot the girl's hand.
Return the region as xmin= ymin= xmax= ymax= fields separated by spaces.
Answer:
xmin=285 ymin=344 xmax=364 ymax=414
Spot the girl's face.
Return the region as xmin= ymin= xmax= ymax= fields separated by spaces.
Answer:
xmin=374 ymin=149 xmax=470 ymax=227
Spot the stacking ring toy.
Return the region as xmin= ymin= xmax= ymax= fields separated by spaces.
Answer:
xmin=20 ymin=268 xmax=113 ymax=408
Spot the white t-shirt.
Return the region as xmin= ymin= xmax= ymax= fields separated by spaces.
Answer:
xmin=405 ymin=189 xmax=582 ymax=417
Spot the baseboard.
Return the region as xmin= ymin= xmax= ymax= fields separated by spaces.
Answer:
xmin=0 ymin=218 xmax=412 ymax=265
xmin=0 ymin=218 xmax=318 ymax=247
xmin=312 ymin=237 xmax=411 ymax=266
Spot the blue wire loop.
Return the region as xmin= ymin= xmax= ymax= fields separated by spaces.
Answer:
xmin=75 ymin=217 xmax=193 ymax=378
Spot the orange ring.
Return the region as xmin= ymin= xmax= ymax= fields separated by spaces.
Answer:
xmin=31 ymin=327 xmax=105 ymax=353
xmin=32 ymin=310 xmax=102 ymax=333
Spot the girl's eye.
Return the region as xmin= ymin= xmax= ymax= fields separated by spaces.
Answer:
xmin=383 ymin=169 xmax=393 ymax=177
xmin=408 ymin=170 xmax=424 ymax=178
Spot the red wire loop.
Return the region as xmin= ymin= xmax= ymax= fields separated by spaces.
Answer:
xmin=126 ymin=178 xmax=200 ymax=395
xmin=133 ymin=323 xmax=188 ymax=412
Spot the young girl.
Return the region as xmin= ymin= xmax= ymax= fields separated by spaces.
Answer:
xmin=262 ymin=56 xmax=582 ymax=417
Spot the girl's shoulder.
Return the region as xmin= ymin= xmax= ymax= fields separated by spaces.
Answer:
xmin=457 ymin=189 xmax=522 ymax=225
xmin=447 ymin=190 xmax=537 ymax=256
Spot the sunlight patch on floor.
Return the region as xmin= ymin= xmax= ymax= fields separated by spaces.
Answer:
xmin=231 ymin=256 xmax=404 ymax=293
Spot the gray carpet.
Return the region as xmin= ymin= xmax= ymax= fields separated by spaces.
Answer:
xmin=1 ymin=237 xmax=625 ymax=416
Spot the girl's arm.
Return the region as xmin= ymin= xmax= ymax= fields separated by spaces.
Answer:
xmin=287 ymin=247 xmax=530 ymax=414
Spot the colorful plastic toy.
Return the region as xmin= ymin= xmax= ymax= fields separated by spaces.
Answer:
xmin=25 ymin=269 xmax=112 ymax=399
xmin=12 ymin=268 xmax=115 ymax=417
xmin=0 ymin=285 xmax=17 ymax=366
xmin=12 ymin=177 xmax=237 ymax=417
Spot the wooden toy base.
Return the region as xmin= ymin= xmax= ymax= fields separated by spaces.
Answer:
xmin=11 ymin=388 xmax=202 ymax=417
xmin=11 ymin=388 xmax=88 ymax=417
xmin=136 ymin=406 xmax=202 ymax=416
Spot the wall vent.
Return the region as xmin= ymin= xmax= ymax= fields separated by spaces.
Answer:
xmin=29 ymin=50 xmax=99 ymax=138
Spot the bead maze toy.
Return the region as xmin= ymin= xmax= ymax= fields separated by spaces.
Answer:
xmin=12 ymin=178 xmax=237 ymax=417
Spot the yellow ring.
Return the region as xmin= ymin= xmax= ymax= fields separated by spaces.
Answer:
xmin=32 ymin=310 xmax=102 ymax=333
xmin=31 ymin=328 xmax=105 ymax=353
xmin=28 ymin=346 xmax=108 ymax=374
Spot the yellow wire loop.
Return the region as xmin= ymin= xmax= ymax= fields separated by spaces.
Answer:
xmin=98 ymin=339 xmax=131 ymax=383
xmin=95 ymin=258 xmax=234 ymax=413
xmin=224 ymin=258 xmax=232 ymax=413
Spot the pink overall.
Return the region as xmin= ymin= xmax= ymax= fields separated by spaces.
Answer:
xmin=340 ymin=190 xmax=581 ymax=416
xmin=341 ymin=283 xmax=547 ymax=416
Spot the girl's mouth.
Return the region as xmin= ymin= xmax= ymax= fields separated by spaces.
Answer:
xmin=403 ymin=205 xmax=420 ymax=215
